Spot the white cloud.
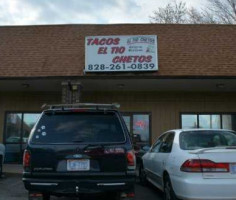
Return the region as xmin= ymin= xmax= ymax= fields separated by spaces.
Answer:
xmin=0 ymin=0 xmax=40 ymax=25
xmin=0 ymin=0 xmax=207 ymax=25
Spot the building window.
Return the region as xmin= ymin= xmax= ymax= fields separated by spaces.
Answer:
xmin=4 ymin=112 xmax=40 ymax=163
xmin=133 ymin=114 xmax=150 ymax=143
xmin=181 ymin=114 xmax=197 ymax=129
xmin=181 ymin=113 xmax=236 ymax=131
xmin=123 ymin=116 xmax=131 ymax=132
xmin=122 ymin=113 xmax=151 ymax=151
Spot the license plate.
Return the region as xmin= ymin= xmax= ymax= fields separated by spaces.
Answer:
xmin=67 ymin=159 xmax=90 ymax=171
xmin=230 ymin=164 xmax=236 ymax=174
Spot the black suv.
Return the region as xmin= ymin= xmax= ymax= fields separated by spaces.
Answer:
xmin=23 ymin=103 xmax=136 ymax=200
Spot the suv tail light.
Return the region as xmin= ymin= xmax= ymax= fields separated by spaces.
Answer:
xmin=181 ymin=159 xmax=229 ymax=173
xmin=126 ymin=150 xmax=136 ymax=170
xmin=23 ymin=150 xmax=31 ymax=169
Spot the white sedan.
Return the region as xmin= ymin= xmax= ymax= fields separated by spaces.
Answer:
xmin=140 ymin=129 xmax=236 ymax=200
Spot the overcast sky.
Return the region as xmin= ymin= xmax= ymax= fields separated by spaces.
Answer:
xmin=0 ymin=0 xmax=207 ymax=25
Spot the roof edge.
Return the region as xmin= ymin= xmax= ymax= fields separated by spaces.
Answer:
xmin=0 ymin=23 xmax=235 ymax=28
xmin=1 ymin=75 xmax=236 ymax=80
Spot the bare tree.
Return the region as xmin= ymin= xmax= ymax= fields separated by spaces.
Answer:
xmin=150 ymin=0 xmax=236 ymax=24
xmin=150 ymin=1 xmax=188 ymax=24
xmin=206 ymin=0 xmax=236 ymax=24
xmin=187 ymin=8 xmax=217 ymax=24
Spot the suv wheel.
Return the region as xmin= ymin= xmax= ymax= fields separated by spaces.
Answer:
xmin=164 ymin=175 xmax=179 ymax=200
xmin=0 ymin=156 xmax=3 ymax=177
xmin=115 ymin=192 xmax=135 ymax=200
xmin=43 ymin=193 xmax=50 ymax=200
xmin=112 ymin=192 xmax=122 ymax=200
xmin=28 ymin=192 xmax=50 ymax=200
xmin=139 ymin=164 xmax=147 ymax=185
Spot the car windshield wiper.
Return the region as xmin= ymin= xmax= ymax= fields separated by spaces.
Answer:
xmin=72 ymin=140 xmax=105 ymax=150
xmin=83 ymin=144 xmax=104 ymax=150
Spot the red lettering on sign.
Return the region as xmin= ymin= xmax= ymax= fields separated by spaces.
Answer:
xmin=133 ymin=56 xmax=139 ymax=62
xmin=99 ymin=38 xmax=106 ymax=45
xmin=87 ymin=38 xmax=93 ymax=45
xmin=112 ymin=56 xmax=119 ymax=63
xmin=92 ymin=38 xmax=99 ymax=45
xmin=146 ymin=55 xmax=152 ymax=62
xmin=111 ymin=46 xmax=125 ymax=54
xmin=113 ymin=38 xmax=120 ymax=45
xmin=97 ymin=47 xmax=107 ymax=54
xmin=112 ymin=55 xmax=153 ymax=63
xmin=87 ymin=38 xmax=120 ymax=46
xmin=138 ymin=56 xmax=145 ymax=63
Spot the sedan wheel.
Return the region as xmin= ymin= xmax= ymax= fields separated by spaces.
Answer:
xmin=164 ymin=176 xmax=179 ymax=200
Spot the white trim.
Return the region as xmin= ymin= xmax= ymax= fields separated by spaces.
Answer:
xmin=30 ymin=183 xmax=58 ymax=186
xmin=97 ymin=183 xmax=125 ymax=186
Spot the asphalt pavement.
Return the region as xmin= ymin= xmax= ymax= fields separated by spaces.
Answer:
xmin=0 ymin=173 xmax=163 ymax=200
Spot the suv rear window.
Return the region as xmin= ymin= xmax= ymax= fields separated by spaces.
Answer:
xmin=180 ymin=130 xmax=236 ymax=150
xmin=31 ymin=111 xmax=125 ymax=144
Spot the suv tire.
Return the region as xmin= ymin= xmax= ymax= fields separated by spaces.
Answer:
xmin=28 ymin=192 xmax=50 ymax=200
xmin=114 ymin=192 xmax=135 ymax=200
xmin=164 ymin=175 xmax=179 ymax=200
xmin=43 ymin=193 xmax=50 ymax=200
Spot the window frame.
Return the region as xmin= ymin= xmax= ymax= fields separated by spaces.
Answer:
xmin=159 ymin=132 xmax=175 ymax=153
xmin=3 ymin=111 xmax=41 ymax=145
xmin=179 ymin=130 xmax=236 ymax=150
xmin=180 ymin=112 xmax=236 ymax=130
xmin=30 ymin=111 xmax=127 ymax=145
xmin=122 ymin=112 xmax=152 ymax=145
xmin=150 ymin=133 xmax=167 ymax=153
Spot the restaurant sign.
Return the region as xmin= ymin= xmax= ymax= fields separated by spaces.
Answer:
xmin=85 ymin=35 xmax=158 ymax=72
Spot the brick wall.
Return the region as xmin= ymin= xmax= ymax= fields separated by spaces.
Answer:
xmin=0 ymin=24 xmax=235 ymax=78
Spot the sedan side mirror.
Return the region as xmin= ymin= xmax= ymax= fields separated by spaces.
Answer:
xmin=142 ymin=145 xmax=151 ymax=152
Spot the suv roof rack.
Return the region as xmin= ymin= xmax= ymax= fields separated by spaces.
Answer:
xmin=41 ymin=103 xmax=120 ymax=110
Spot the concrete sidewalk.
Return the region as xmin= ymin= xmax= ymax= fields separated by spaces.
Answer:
xmin=3 ymin=164 xmax=23 ymax=174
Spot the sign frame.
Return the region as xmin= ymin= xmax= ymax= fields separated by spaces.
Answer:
xmin=85 ymin=35 xmax=158 ymax=73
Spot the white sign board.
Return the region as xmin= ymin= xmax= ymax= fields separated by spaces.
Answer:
xmin=85 ymin=35 xmax=158 ymax=72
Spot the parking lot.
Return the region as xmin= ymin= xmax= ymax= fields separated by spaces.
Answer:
xmin=0 ymin=173 xmax=163 ymax=200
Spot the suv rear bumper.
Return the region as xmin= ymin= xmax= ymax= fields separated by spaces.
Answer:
xmin=23 ymin=177 xmax=135 ymax=195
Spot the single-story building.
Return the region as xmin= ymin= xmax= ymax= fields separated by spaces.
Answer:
xmin=0 ymin=24 xmax=236 ymax=163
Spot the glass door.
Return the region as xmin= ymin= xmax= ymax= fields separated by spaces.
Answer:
xmin=4 ymin=112 xmax=40 ymax=163
xmin=5 ymin=113 xmax=22 ymax=163
xmin=122 ymin=113 xmax=151 ymax=150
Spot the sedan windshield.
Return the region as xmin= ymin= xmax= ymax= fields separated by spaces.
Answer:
xmin=180 ymin=130 xmax=236 ymax=150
